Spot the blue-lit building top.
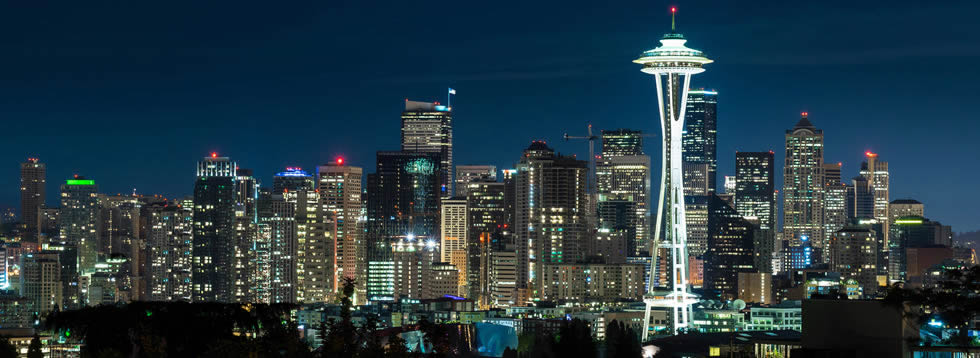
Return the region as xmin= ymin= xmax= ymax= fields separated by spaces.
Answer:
xmin=273 ymin=167 xmax=315 ymax=192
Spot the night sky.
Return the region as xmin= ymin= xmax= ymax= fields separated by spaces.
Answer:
xmin=1 ymin=1 xmax=978 ymax=231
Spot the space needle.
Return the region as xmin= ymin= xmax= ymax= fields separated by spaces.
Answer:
xmin=635 ymin=7 xmax=712 ymax=339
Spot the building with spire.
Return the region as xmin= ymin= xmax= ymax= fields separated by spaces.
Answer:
xmin=633 ymin=7 xmax=712 ymax=336
xmin=782 ymin=113 xmax=826 ymax=249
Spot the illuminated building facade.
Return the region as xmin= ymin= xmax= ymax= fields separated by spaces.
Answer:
xmin=233 ymin=168 xmax=259 ymax=302
xmin=683 ymin=89 xmax=718 ymax=193
xmin=860 ymin=153 xmax=890 ymax=267
xmin=317 ymin=160 xmax=363 ymax=298
xmin=366 ymin=151 xmax=443 ymax=301
xmin=20 ymin=251 xmax=62 ymax=315
xmin=596 ymin=140 xmax=650 ymax=255
xmin=822 ymin=163 xmax=848 ymax=245
xmin=514 ymin=141 xmax=589 ymax=300
xmin=455 ymin=165 xmax=496 ymax=198
xmin=782 ymin=113 xmax=825 ymax=248
xmin=829 ymin=226 xmax=877 ymax=296
xmin=634 ymin=15 xmax=712 ymax=335
xmin=60 ymin=176 xmax=99 ymax=308
xmin=20 ymin=158 xmax=46 ymax=241
xmin=466 ymin=180 xmax=509 ymax=303
xmin=401 ymin=100 xmax=453 ymax=196
xmin=192 ymin=155 xmax=237 ymax=302
xmin=143 ymin=202 xmax=193 ymax=301
xmin=735 ymin=151 xmax=775 ymax=230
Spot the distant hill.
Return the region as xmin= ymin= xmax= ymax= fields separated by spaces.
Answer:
xmin=954 ymin=230 xmax=980 ymax=247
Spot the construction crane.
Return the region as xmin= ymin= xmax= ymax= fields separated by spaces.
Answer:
xmin=564 ymin=125 xmax=657 ymax=200
xmin=563 ymin=124 xmax=600 ymax=199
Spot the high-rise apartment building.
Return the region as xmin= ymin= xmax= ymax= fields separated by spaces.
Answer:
xmin=317 ymin=159 xmax=363 ymax=297
xmin=192 ymin=155 xmax=237 ymax=302
xmin=682 ymin=162 xmax=711 ymax=197
xmin=143 ymin=202 xmax=193 ymax=301
xmin=455 ymin=165 xmax=496 ymax=198
xmin=233 ymin=168 xmax=259 ymax=302
xmin=514 ymin=141 xmax=589 ymax=299
xmin=20 ymin=158 xmax=46 ymax=241
xmin=365 ymin=151 xmax=443 ymax=301
xmin=258 ymin=192 xmax=297 ymax=303
xmin=782 ymin=113 xmax=825 ymax=248
xmin=20 ymin=251 xmax=63 ymax=315
xmin=60 ymin=177 xmax=99 ymax=280
xmin=735 ymin=151 xmax=775 ymax=230
xmin=683 ymin=89 xmax=718 ymax=193
xmin=401 ymin=100 xmax=453 ymax=196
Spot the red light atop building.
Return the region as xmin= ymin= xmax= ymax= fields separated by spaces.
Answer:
xmin=865 ymin=151 xmax=877 ymax=157
xmin=211 ymin=152 xmax=217 ymax=158
xmin=336 ymin=157 xmax=344 ymax=165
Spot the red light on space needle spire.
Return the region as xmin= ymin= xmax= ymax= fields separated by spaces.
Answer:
xmin=671 ymin=6 xmax=676 ymax=13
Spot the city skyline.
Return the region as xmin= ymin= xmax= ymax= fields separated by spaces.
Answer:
xmin=1 ymin=0 xmax=978 ymax=236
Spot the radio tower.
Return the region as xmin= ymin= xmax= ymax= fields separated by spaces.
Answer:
xmin=635 ymin=7 xmax=712 ymax=338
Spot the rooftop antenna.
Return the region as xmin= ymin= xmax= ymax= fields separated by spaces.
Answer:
xmin=671 ymin=6 xmax=677 ymax=31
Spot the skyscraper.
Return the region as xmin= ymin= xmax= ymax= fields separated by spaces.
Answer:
xmin=233 ymin=168 xmax=259 ymax=302
xmin=735 ymin=151 xmax=775 ymax=230
xmin=317 ymin=159 xmax=363 ymax=297
xmin=848 ymin=175 xmax=874 ymax=220
xmin=143 ymin=201 xmax=193 ymax=301
xmin=440 ymin=197 xmax=468 ymax=294
xmin=273 ymin=167 xmax=316 ymax=192
xmin=192 ymin=155 xmax=237 ymax=302
xmin=60 ymin=177 xmax=99 ymax=276
xmin=600 ymin=129 xmax=644 ymax=156
xmin=455 ymin=165 xmax=496 ymax=198
xmin=401 ymin=100 xmax=453 ymax=196
xmin=703 ymin=195 xmax=756 ymax=301
xmin=465 ymin=179 xmax=509 ymax=304
xmin=683 ymin=89 xmax=718 ymax=193
xmin=258 ymin=191 xmax=297 ymax=303
xmin=829 ymin=226 xmax=877 ymax=296
xmin=20 ymin=158 xmax=46 ymax=241
xmin=633 ymin=14 xmax=712 ymax=335
xmin=822 ymin=162 xmax=848 ymax=244
xmin=860 ymin=152 xmax=890 ymax=257
xmin=782 ymin=112 xmax=825 ymax=248
xmin=20 ymin=251 xmax=62 ymax=315
xmin=514 ymin=141 xmax=589 ymax=300
xmin=596 ymin=133 xmax=651 ymax=255
xmin=365 ymin=151 xmax=443 ymax=301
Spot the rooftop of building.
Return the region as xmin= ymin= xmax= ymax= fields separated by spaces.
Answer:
xmin=891 ymin=198 xmax=922 ymax=205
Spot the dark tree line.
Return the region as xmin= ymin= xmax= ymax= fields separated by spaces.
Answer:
xmin=505 ymin=319 xmax=642 ymax=358
xmin=885 ymin=265 xmax=980 ymax=347
xmin=44 ymin=301 xmax=307 ymax=357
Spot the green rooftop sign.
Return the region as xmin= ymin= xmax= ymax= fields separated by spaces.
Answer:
xmin=66 ymin=179 xmax=95 ymax=186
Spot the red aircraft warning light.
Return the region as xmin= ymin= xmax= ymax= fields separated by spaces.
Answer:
xmin=336 ymin=157 xmax=345 ymax=165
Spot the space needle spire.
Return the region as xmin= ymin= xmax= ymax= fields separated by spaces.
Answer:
xmin=634 ymin=7 xmax=713 ymax=339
